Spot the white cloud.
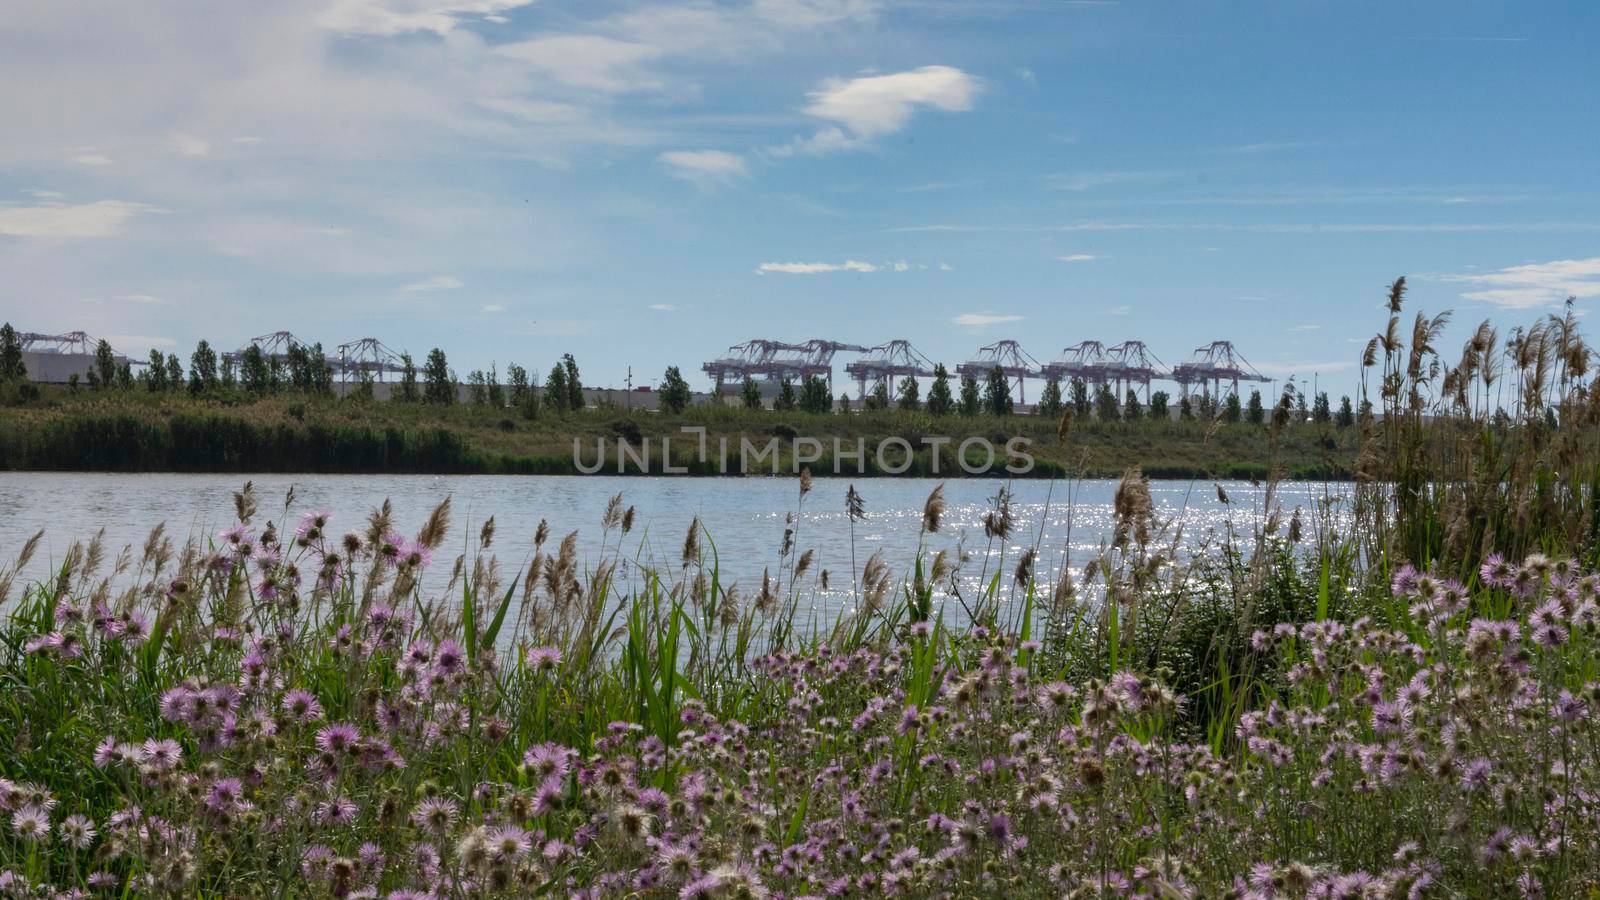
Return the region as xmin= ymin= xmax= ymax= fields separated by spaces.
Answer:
xmin=805 ymin=66 xmax=979 ymax=138
xmin=659 ymin=149 xmax=748 ymax=186
xmin=24 ymin=190 xmax=64 ymax=199
xmin=117 ymin=293 xmax=171 ymax=305
xmin=1057 ymin=253 xmax=1097 ymax=263
xmin=171 ymin=135 xmax=210 ymax=157
xmin=73 ymin=153 xmax=113 ymax=167
xmin=1045 ymin=171 xmax=1172 ymax=191
xmin=0 ymin=200 xmax=161 ymax=238
xmin=319 ymin=0 xmax=535 ymax=36
xmin=751 ymin=0 xmax=882 ymax=28
xmin=650 ymin=303 xmax=676 ymax=311
xmin=775 ymin=65 xmax=979 ymax=155
xmin=400 ymin=275 xmax=464 ymax=293
xmin=1288 ymin=324 xmax=1322 ymax=333
xmin=481 ymin=303 xmax=505 ymax=313
xmin=758 ymin=259 xmax=880 ymax=274
xmin=939 ymin=261 xmax=953 ymax=271
xmin=1446 ymin=257 xmax=1600 ymax=309
xmin=496 ymin=35 xmax=664 ymax=93
xmin=953 ymin=313 xmax=1024 ymax=327
xmin=1104 ymin=304 xmax=1132 ymax=316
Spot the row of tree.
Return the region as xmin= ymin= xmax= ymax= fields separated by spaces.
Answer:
xmin=2 ymin=323 xmax=1363 ymax=426
xmin=0 ymin=325 xmax=598 ymax=415
xmin=690 ymin=361 xmax=1362 ymax=426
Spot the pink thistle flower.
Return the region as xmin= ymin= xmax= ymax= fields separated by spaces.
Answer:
xmin=315 ymin=723 xmax=360 ymax=756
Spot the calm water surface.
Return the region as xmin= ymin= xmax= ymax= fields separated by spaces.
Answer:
xmin=0 ymin=473 xmax=1349 ymax=618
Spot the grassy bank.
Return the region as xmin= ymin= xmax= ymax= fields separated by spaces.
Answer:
xmin=0 ymin=392 xmax=1359 ymax=479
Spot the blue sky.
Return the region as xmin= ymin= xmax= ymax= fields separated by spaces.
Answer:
xmin=2 ymin=0 xmax=1597 ymax=398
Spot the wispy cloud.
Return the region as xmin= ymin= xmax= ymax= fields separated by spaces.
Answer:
xmin=481 ymin=303 xmax=505 ymax=313
xmin=650 ymin=303 xmax=676 ymax=311
xmin=1104 ymin=304 xmax=1131 ymax=316
xmin=1057 ymin=253 xmax=1097 ymax=263
xmin=757 ymin=259 xmax=908 ymax=274
xmin=1442 ymin=256 xmax=1600 ymax=309
xmin=953 ymin=312 xmax=1024 ymax=327
xmin=496 ymin=34 xmax=665 ymax=93
xmin=0 ymin=200 xmax=161 ymax=238
xmin=1288 ymin=324 xmax=1322 ymax=332
xmin=881 ymin=221 xmax=1600 ymax=235
xmin=1045 ymin=170 xmax=1173 ymax=191
xmin=320 ymin=0 xmax=537 ymax=37
xmin=1205 ymin=140 xmax=1324 ymax=155
xmin=117 ymin=293 xmax=171 ymax=306
xmin=170 ymin=135 xmax=210 ymax=157
xmin=400 ymin=275 xmax=464 ymax=293
xmin=774 ymin=65 xmax=980 ymax=156
xmin=659 ymin=149 xmax=748 ymax=186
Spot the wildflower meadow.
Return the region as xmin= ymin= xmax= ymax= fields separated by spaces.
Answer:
xmin=1 ymin=461 xmax=1599 ymax=899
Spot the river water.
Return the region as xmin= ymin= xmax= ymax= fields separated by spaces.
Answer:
xmin=0 ymin=473 xmax=1349 ymax=617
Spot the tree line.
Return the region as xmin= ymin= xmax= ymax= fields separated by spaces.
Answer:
xmin=2 ymin=323 xmax=1363 ymax=427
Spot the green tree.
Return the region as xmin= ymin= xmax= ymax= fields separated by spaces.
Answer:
xmin=164 ymin=354 xmax=183 ymax=391
xmin=467 ymin=370 xmax=488 ymax=405
xmin=1178 ymin=394 xmax=1194 ymax=420
xmin=774 ymin=378 xmax=797 ymax=412
xmin=188 ymin=340 xmax=219 ymax=395
xmin=1225 ymin=392 xmax=1243 ymax=423
xmin=958 ymin=374 xmax=981 ymax=417
xmin=1246 ymin=389 xmax=1265 ymax=425
xmin=1094 ymin=383 xmax=1119 ymax=421
xmin=423 ymin=348 xmax=455 ymax=405
xmin=116 ymin=362 xmax=133 ymax=390
xmin=983 ymin=366 xmax=1013 ymax=416
xmin=94 ymin=339 xmax=117 ymax=389
xmin=148 ymin=349 xmax=170 ymax=392
xmin=1123 ymin=389 xmax=1142 ymax=420
xmin=1149 ymin=390 xmax=1169 ymax=420
xmin=1036 ymin=377 xmax=1063 ymax=418
xmin=926 ymin=364 xmax=953 ymax=416
xmin=0 ymin=324 xmax=24 ymax=382
xmin=1070 ymin=378 xmax=1091 ymax=417
xmin=1313 ymin=391 xmax=1332 ymax=423
xmin=506 ymin=363 xmax=529 ymax=407
xmin=862 ymin=380 xmax=889 ymax=411
xmin=486 ymin=364 xmax=505 ymax=409
xmin=545 ymin=361 xmax=569 ymax=413
xmin=240 ymin=345 xmax=268 ymax=396
xmin=800 ymin=375 xmax=832 ymax=413
xmin=1336 ymin=395 xmax=1355 ymax=428
xmin=659 ymin=365 xmax=692 ymax=414
xmin=741 ymin=377 xmax=762 ymax=410
xmin=897 ymin=375 xmax=920 ymax=412
xmin=838 ymin=392 xmax=851 ymax=414
xmin=220 ymin=355 xmax=237 ymax=390
xmin=562 ymin=354 xmax=583 ymax=411
xmin=398 ymin=353 xmax=419 ymax=403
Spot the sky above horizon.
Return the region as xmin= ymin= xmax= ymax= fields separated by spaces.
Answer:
xmin=2 ymin=0 xmax=1598 ymax=399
